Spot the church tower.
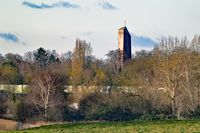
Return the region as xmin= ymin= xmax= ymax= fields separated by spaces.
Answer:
xmin=118 ymin=26 xmax=131 ymax=68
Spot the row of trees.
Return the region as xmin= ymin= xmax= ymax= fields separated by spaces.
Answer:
xmin=113 ymin=35 xmax=200 ymax=119
xmin=1 ymin=35 xmax=200 ymax=122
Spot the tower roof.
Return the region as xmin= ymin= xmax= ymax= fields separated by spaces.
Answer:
xmin=119 ymin=26 xmax=130 ymax=36
xmin=119 ymin=26 xmax=127 ymax=30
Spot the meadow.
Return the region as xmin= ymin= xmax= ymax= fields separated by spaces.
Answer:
xmin=4 ymin=121 xmax=200 ymax=133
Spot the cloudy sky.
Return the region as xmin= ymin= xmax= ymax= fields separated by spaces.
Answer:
xmin=0 ymin=0 xmax=200 ymax=58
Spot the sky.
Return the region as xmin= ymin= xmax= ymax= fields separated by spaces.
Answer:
xmin=0 ymin=0 xmax=200 ymax=58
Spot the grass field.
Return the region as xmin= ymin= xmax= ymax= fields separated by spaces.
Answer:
xmin=4 ymin=121 xmax=200 ymax=133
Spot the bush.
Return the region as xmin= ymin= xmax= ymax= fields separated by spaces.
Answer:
xmin=79 ymin=92 xmax=151 ymax=121
xmin=14 ymin=100 xmax=25 ymax=122
xmin=47 ymin=105 xmax=66 ymax=121
xmin=139 ymin=114 xmax=176 ymax=121
xmin=0 ymin=93 xmax=8 ymax=116
xmin=184 ymin=106 xmax=200 ymax=119
xmin=79 ymin=92 xmax=110 ymax=120
xmin=64 ymin=108 xmax=83 ymax=121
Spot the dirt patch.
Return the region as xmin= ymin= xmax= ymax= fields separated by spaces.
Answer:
xmin=0 ymin=119 xmax=69 ymax=131
xmin=21 ymin=121 xmax=50 ymax=129
xmin=0 ymin=119 xmax=17 ymax=131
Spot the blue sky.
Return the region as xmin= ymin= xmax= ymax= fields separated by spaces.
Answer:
xmin=0 ymin=0 xmax=200 ymax=58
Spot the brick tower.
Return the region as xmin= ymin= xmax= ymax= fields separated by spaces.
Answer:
xmin=118 ymin=26 xmax=131 ymax=69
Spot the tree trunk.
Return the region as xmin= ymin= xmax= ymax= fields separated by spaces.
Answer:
xmin=198 ymin=91 xmax=200 ymax=106
xmin=44 ymin=105 xmax=47 ymax=121
xmin=171 ymin=87 xmax=176 ymax=116
xmin=172 ymin=97 xmax=175 ymax=116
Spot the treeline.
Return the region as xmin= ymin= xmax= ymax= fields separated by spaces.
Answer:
xmin=1 ymin=35 xmax=200 ymax=122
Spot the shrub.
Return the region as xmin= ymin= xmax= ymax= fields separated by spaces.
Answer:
xmin=79 ymin=92 xmax=110 ymax=120
xmin=0 ymin=93 xmax=8 ymax=117
xmin=64 ymin=108 xmax=83 ymax=121
xmin=184 ymin=106 xmax=200 ymax=119
xmin=14 ymin=100 xmax=25 ymax=122
xmin=79 ymin=91 xmax=151 ymax=121
xmin=47 ymin=105 xmax=66 ymax=121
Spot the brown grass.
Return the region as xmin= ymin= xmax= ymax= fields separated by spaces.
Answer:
xmin=0 ymin=119 xmax=67 ymax=131
xmin=0 ymin=119 xmax=17 ymax=131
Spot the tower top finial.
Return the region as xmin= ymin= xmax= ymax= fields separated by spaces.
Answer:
xmin=124 ymin=20 xmax=126 ymax=27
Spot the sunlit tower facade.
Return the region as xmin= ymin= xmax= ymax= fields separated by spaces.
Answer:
xmin=118 ymin=26 xmax=132 ymax=69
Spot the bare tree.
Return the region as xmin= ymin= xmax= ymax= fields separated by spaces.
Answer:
xmin=29 ymin=68 xmax=66 ymax=120
xmin=106 ymin=49 xmax=120 ymax=76
xmin=156 ymin=37 xmax=189 ymax=116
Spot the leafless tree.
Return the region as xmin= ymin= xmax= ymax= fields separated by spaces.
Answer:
xmin=28 ymin=68 xmax=66 ymax=120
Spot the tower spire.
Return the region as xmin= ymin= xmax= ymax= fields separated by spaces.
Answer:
xmin=124 ymin=20 xmax=126 ymax=27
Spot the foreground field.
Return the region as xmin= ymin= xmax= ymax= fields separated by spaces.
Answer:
xmin=4 ymin=121 xmax=200 ymax=133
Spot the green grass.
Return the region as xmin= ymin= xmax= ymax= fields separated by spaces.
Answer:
xmin=5 ymin=120 xmax=200 ymax=133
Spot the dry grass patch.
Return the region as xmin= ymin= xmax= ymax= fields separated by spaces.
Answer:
xmin=0 ymin=119 xmax=17 ymax=131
